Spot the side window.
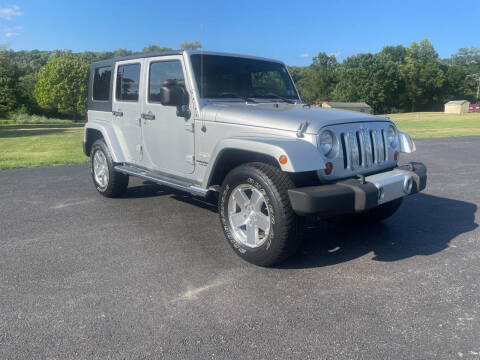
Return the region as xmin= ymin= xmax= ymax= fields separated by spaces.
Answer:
xmin=92 ymin=66 xmax=111 ymax=101
xmin=149 ymin=61 xmax=185 ymax=102
xmin=116 ymin=63 xmax=141 ymax=101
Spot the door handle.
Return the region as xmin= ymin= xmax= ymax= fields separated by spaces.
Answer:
xmin=141 ymin=113 xmax=155 ymax=120
xmin=112 ymin=110 xmax=123 ymax=117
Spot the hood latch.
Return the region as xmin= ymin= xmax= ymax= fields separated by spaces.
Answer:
xmin=296 ymin=120 xmax=309 ymax=138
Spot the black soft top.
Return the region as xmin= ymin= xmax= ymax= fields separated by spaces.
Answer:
xmin=88 ymin=50 xmax=183 ymax=112
xmin=90 ymin=50 xmax=183 ymax=68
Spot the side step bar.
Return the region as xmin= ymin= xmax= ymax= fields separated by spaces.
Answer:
xmin=114 ymin=164 xmax=209 ymax=197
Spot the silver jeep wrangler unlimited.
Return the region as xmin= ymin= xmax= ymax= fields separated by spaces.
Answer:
xmin=84 ymin=50 xmax=427 ymax=266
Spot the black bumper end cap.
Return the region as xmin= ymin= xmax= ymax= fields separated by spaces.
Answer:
xmin=288 ymin=180 xmax=378 ymax=217
xmin=288 ymin=161 xmax=427 ymax=217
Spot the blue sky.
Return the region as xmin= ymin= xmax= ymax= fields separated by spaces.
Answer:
xmin=1 ymin=0 xmax=478 ymax=65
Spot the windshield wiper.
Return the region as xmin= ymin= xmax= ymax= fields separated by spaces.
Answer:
xmin=258 ymin=93 xmax=296 ymax=104
xmin=218 ymin=92 xmax=258 ymax=103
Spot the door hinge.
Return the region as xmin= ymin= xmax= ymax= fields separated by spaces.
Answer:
xmin=136 ymin=145 xmax=143 ymax=161
xmin=184 ymin=122 xmax=194 ymax=132
xmin=185 ymin=154 xmax=195 ymax=165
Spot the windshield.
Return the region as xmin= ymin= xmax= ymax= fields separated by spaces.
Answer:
xmin=190 ymin=54 xmax=299 ymax=101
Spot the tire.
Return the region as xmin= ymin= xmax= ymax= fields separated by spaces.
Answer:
xmin=90 ymin=139 xmax=129 ymax=198
xmin=339 ymin=197 xmax=404 ymax=224
xmin=218 ymin=162 xmax=303 ymax=267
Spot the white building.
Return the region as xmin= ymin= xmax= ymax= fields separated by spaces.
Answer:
xmin=444 ymin=100 xmax=470 ymax=114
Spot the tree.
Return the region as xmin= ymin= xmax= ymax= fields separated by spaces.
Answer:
xmin=34 ymin=56 xmax=89 ymax=119
xmin=400 ymin=39 xmax=445 ymax=111
xmin=448 ymin=47 xmax=480 ymax=71
xmin=112 ymin=48 xmax=134 ymax=58
xmin=17 ymin=72 xmax=39 ymax=113
xmin=333 ymin=52 xmax=402 ymax=113
xmin=0 ymin=52 xmax=18 ymax=115
xmin=295 ymin=52 xmax=338 ymax=104
xmin=142 ymin=45 xmax=173 ymax=53
xmin=379 ymin=45 xmax=407 ymax=64
xmin=466 ymin=73 xmax=480 ymax=103
xmin=179 ymin=41 xmax=202 ymax=50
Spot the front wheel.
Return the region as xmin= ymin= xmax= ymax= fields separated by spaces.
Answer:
xmin=219 ymin=162 xmax=303 ymax=267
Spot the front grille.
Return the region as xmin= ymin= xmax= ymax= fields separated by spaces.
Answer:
xmin=341 ymin=128 xmax=386 ymax=170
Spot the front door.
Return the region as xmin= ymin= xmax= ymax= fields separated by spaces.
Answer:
xmin=112 ymin=59 xmax=144 ymax=163
xmin=140 ymin=56 xmax=195 ymax=176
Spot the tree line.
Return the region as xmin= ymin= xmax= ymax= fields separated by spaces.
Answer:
xmin=289 ymin=39 xmax=480 ymax=113
xmin=0 ymin=39 xmax=478 ymax=118
xmin=0 ymin=41 xmax=202 ymax=119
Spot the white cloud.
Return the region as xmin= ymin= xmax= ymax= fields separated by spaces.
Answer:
xmin=4 ymin=25 xmax=22 ymax=37
xmin=299 ymin=53 xmax=309 ymax=58
xmin=329 ymin=51 xmax=342 ymax=58
xmin=0 ymin=5 xmax=22 ymax=20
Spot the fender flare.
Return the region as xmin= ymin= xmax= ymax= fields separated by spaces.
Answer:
xmin=85 ymin=122 xmax=126 ymax=163
xmin=203 ymin=136 xmax=326 ymax=188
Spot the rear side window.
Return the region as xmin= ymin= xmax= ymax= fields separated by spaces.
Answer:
xmin=116 ymin=63 xmax=141 ymax=101
xmin=92 ymin=66 xmax=111 ymax=101
xmin=149 ymin=61 xmax=184 ymax=102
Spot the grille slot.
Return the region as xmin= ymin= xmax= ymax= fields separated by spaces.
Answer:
xmin=342 ymin=126 xmax=386 ymax=170
xmin=343 ymin=132 xmax=360 ymax=170
xmin=372 ymin=129 xmax=385 ymax=164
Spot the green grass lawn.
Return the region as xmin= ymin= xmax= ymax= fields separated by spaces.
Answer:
xmin=387 ymin=112 xmax=480 ymax=138
xmin=1 ymin=112 xmax=479 ymax=170
xmin=0 ymin=124 xmax=88 ymax=170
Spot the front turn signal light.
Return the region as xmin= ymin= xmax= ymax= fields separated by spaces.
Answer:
xmin=279 ymin=155 xmax=288 ymax=165
xmin=325 ymin=162 xmax=333 ymax=175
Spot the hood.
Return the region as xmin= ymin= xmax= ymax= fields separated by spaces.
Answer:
xmin=200 ymin=102 xmax=389 ymax=134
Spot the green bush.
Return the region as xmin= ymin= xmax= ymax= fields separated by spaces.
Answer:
xmin=1 ymin=112 xmax=76 ymax=124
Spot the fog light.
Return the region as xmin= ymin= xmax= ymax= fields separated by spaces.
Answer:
xmin=403 ymin=176 xmax=413 ymax=194
xmin=324 ymin=162 xmax=333 ymax=175
xmin=378 ymin=186 xmax=385 ymax=201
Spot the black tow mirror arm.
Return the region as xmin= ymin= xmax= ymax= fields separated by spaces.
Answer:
xmin=176 ymin=104 xmax=191 ymax=119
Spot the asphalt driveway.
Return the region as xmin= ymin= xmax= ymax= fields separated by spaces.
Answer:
xmin=1 ymin=137 xmax=479 ymax=359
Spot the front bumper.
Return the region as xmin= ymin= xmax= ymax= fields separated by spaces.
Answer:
xmin=288 ymin=162 xmax=427 ymax=216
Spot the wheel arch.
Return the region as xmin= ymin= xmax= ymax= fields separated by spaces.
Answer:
xmin=207 ymin=148 xmax=279 ymax=188
xmin=203 ymin=137 xmax=326 ymax=188
xmin=84 ymin=128 xmax=103 ymax=157
xmin=84 ymin=123 xmax=126 ymax=163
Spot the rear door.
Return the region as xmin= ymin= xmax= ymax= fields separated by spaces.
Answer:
xmin=112 ymin=59 xmax=144 ymax=163
xmin=140 ymin=55 xmax=195 ymax=175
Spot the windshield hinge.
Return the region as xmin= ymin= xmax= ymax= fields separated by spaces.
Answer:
xmin=296 ymin=120 xmax=309 ymax=138
xmin=184 ymin=122 xmax=194 ymax=132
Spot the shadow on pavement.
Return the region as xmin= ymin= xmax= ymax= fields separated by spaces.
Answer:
xmin=122 ymin=181 xmax=478 ymax=268
xmin=124 ymin=180 xmax=217 ymax=212
xmin=280 ymin=193 xmax=478 ymax=269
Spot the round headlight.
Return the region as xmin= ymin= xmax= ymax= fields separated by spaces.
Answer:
xmin=319 ymin=130 xmax=334 ymax=156
xmin=386 ymin=125 xmax=397 ymax=147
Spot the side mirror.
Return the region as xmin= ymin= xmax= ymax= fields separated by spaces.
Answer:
xmin=159 ymin=80 xmax=189 ymax=107
xmin=398 ymin=131 xmax=416 ymax=153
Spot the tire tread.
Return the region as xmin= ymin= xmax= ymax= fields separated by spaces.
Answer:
xmin=220 ymin=162 xmax=302 ymax=266
xmin=91 ymin=139 xmax=129 ymax=198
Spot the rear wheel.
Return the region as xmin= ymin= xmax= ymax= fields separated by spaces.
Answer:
xmin=219 ymin=162 xmax=303 ymax=267
xmin=90 ymin=139 xmax=129 ymax=198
